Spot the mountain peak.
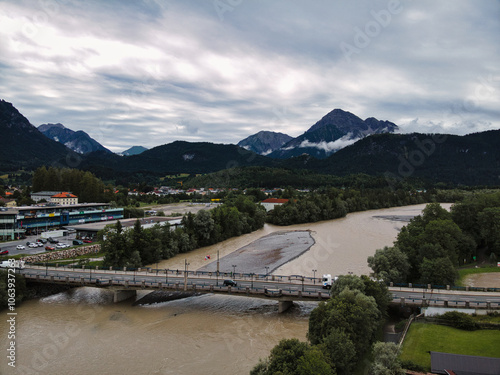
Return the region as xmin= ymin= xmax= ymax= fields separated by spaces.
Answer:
xmin=38 ymin=122 xmax=111 ymax=154
xmin=269 ymin=108 xmax=399 ymax=159
xmin=237 ymin=131 xmax=293 ymax=155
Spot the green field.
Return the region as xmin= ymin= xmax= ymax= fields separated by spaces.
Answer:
xmin=400 ymin=323 xmax=500 ymax=370
xmin=457 ymin=266 xmax=500 ymax=286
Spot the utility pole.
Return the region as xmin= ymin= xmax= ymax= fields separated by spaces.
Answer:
xmin=184 ymin=259 xmax=189 ymax=291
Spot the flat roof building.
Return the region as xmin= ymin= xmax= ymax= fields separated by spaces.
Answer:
xmin=0 ymin=203 xmax=123 ymax=240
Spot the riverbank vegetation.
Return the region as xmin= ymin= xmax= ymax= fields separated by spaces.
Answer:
xmin=368 ymin=191 xmax=500 ymax=286
xmin=100 ymin=195 xmax=266 ymax=268
xmin=251 ymin=275 xmax=396 ymax=375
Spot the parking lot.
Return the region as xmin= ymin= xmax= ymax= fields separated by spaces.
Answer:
xmin=0 ymin=232 xmax=78 ymax=256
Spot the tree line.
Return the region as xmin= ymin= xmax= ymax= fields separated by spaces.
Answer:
xmin=101 ymin=195 xmax=266 ymax=268
xmin=266 ymin=187 xmax=432 ymax=225
xmin=32 ymin=166 xmax=114 ymax=203
xmin=368 ymin=191 xmax=500 ymax=286
xmin=251 ymin=275 xmax=404 ymax=375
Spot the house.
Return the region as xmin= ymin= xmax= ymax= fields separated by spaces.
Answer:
xmin=0 ymin=197 xmax=16 ymax=207
xmin=431 ymin=351 xmax=500 ymax=375
xmin=31 ymin=191 xmax=65 ymax=202
xmin=260 ymin=198 xmax=289 ymax=212
xmin=51 ymin=192 xmax=78 ymax=205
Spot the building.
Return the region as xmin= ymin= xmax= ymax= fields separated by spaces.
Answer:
xmin=0 ymin=203 xmax=123 ymax=240
xmin=431 ymin=351 xmax=500 ymax=375
xmin=66 ymin=216 xmax=183 ymax=239
xmin=260 ymin=198 xmax=289 ymax=212
xmin=0 ymin=197 xmax=16 ymax=207
xmin=31 ymin=191 xmax=64 ymax=203
xmin=51 ymin=192 xmax=78 ymax=205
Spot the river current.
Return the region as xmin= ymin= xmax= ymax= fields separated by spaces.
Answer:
xmin=1 ymin=204 xmax=447 ymax=375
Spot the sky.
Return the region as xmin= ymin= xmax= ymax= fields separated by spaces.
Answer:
xmin=1 ymin=0 xmax=499 ymax=153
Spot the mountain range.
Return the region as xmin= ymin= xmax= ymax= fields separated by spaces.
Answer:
xmin=38 ymin=123 xmax=112 ymax=154
xmin=267 ymin=109 xmax=399 ymax=159
xmin=1 ymin=98 xmax=499 ymax=186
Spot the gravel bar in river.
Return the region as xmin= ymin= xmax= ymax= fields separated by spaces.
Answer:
xmin=197 ymin=230 xmax=315 ymax=275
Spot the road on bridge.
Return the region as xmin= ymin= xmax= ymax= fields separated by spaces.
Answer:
xmin=18 ymin=266 xmax=500 ymax=309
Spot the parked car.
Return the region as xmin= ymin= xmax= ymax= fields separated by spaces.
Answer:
xmin=73 ymin=239 xmax=83 ymax=245
xmin=16 ymin=245 xmax=25 ymax=250
xmin=56 ymin=243 xmax=69 ymax=249
xmin=0 ymin=250 xmax=8 ymax=255
xmin=28 ymin=242 xmax=38 ymax=248
xmin=48 ymin=237 xmax=59 ymax=244
xmin=37 ymin=242 xmax=44 ymax=247
xmin=223 ymin=279 xmax=237 ymax=287
xmin=37 ymin=238 xmax=47 ymax=244
xmin=83 ymin=239 xmax=93 ymax=243
xmin=45 ymin=246 xmax=55 ymax=251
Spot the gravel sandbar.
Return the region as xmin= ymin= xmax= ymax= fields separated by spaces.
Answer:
xmin=197 ymin=230 xmax=315 ymax=274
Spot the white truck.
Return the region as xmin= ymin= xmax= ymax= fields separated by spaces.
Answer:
xmin=322 ymin=274 xmax=338 ymax=289
xmin=0 ymin=260 xmax=25 ymax=269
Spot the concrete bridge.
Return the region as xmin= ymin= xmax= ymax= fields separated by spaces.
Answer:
xmin=18 ymin=266 xmax=500 ymax=313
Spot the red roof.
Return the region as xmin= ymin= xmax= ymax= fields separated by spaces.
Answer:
xmin=52 ymin=192 xmax=77 ymax=198
xmin=261 ymin=198 xmax=289 ymax=204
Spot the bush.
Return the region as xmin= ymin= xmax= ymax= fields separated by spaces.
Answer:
xmin=400 ymin=360 xmax=426 ymax=373
xmin=440 ymin=311 xmax=478 ymax=331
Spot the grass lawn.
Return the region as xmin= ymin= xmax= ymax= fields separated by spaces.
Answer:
xmin=457 ymin=265 xmax=500 ymax=286
xmin=400 ymin=323 xmax=500 ymax=370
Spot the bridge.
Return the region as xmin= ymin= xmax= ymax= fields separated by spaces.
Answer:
xmin=18 ymin=266 xmax=500 ymax=313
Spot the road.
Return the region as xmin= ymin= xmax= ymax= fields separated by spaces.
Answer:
xmin=18 ymin=266 xmax=500 ymax=308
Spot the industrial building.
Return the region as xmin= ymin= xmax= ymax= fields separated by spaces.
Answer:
xmin=0 ymin=203 xmax=124 ymax=240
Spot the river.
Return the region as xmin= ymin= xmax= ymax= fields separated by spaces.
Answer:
xmin=1 ymin=204 xmax=447 ymax=375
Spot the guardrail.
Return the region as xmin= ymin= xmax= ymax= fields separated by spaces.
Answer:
xmin=22 ymin=272 xmax=330 ymax=300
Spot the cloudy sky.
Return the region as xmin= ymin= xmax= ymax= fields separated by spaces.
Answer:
xmin=1 ymin=0 xmax=499 ymax=152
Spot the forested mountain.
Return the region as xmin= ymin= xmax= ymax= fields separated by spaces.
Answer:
xmin=309 ymin=131 xmax=500 ymax=186
xmin=117 ymin=141 xmax=276 ymax=173
xmin=2 ymin=99 xmax=500 ymax=187
xmin=0 ymin=99 xmax=75 ymax=170
xmin=38 ymin=123 xmax=111 ymax=154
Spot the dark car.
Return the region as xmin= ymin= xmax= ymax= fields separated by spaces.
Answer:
xmin=223 ymin=279 xmax=237 ymax=287
xmin=0 ymin=250 xmax=8 ymax=255
xmin=48 ymin=237 xmax=59 ymax=244
xmin=37 ymin=238 xmax=47 ymax=244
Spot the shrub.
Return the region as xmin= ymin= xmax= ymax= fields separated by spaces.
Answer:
xmin=440 ymin=311 xmax=478 ymax=331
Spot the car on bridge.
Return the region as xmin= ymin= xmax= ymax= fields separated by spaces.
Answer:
xmin=223 ymin=279 xmax=237 ymax=287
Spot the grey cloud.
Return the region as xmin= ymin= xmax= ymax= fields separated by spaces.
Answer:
xmin=0 ymin=0 xmax=498 ymax=152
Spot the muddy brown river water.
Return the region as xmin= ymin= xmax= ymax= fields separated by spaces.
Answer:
xmin=0 ymin=204 xmax=449 ymax=375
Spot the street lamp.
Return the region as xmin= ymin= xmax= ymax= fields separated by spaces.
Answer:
xmin=216 ymin=250 xmax=220 ymax=286
xmin=265 ymin=266 xmax=269 ymax=279
xmin=165 ymin=269 xmax=168 ymax=284
xmin=232 ymin=264 xmax=237 ymax=276
xmin=312 ymin=269 xmax=317 ymax=284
